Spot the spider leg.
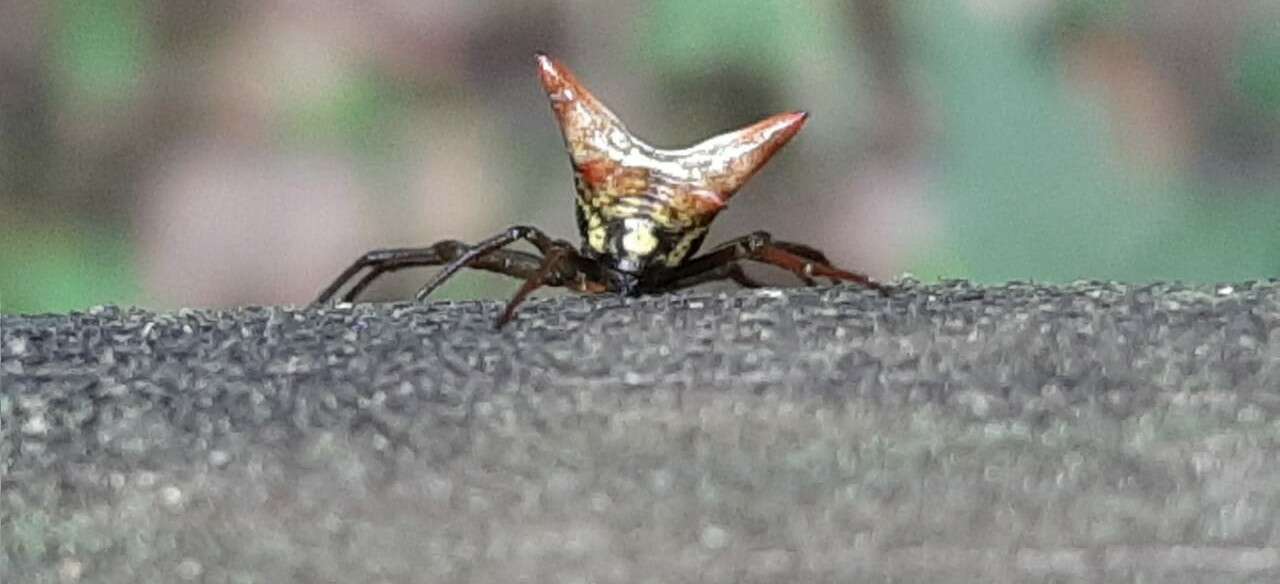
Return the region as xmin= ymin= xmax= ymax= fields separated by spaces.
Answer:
xmin=414 ymin=225 xmax=566 ymax=302
xmin=756 ymin=243 xmax=884 ymax=291
xmin=703 ymin=238 xmax=835 ymax=285
xmin=770 ymin=241 xmax=832 ymax=264
xmin=495 ymin=247 xmax=576 ymax=327
xmin=767 ymin=241 xmax=835 ymax=284
xmin=316 ymin=241 xmax=469 ymax=304
xmin=646 ymin=231 xmax=888 ymax=294
xmin=337 ymin=248 xmax=549 ymax=303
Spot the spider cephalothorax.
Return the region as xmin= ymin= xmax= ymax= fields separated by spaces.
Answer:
xmin=316 ymin=53 xmax=886 ymax=325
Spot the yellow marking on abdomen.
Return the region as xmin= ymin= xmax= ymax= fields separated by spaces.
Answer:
xmin=664 ymin=227 xmax=706 ymax=267
xmin=585 ymin=208 xmax=607 ymax=252
xmin=620 ymin=218 xmax=659 ymax=255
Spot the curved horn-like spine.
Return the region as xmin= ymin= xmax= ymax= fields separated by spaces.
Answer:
xmin=535 ymin=53 xmax=632 ymax=167
xmin=679 ymin=111 xmax=807 ymax=203
xmin=535 ymin=52 xmax=808 ymax=219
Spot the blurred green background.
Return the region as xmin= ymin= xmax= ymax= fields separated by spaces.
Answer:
xmin=3 ymin=0 xmax=1279 ymax=314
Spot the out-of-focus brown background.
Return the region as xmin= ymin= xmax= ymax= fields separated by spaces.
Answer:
xmin=3 ymin=0 xmax=1279 ymax=314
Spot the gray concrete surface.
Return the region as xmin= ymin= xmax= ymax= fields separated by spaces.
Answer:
xmin=3 ymin=280 xmax=1280 ymax=583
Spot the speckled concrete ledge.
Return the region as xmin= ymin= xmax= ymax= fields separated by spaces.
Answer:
xmin=3 ymin=280 xmax=1280 ymax=583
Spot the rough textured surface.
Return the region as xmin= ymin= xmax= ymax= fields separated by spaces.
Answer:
xmin=3 ymin=280 xmax=1280 ymax=583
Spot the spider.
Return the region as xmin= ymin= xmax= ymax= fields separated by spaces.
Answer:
xmin=316 ymin=53 xmax=887 ymax=326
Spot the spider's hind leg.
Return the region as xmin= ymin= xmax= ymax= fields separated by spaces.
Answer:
xmin=646 ymin=231 xmax=888 ymax=294
xmin=769 ymin=241 xmax=832 ymax=265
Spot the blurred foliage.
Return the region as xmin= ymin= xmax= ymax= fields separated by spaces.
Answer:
xmin=0 ymin=216 xmax=139 ymax=314
xmin=907 ymin=1 xmax=1160 ymax=282
xmin=1235 ymin=19 xmax=1280 ymax=118
xmin=905 ymin=1 xmax=1280 ymax=283
xmin=2 ymin=0 xmax=1279 ymax=315
xmin=1053 ymin=0 xmax=1133 ymax=34
xmin=55 ymin=0 xmax=147 ymax=105
xmin=277 ymin=69 xmax=410 ymax=163
xmin=641 ymin=0 xmax=845 ymax=74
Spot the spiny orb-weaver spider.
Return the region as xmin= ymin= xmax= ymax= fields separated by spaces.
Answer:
xmin=316 ymin=53 xmax=888 ymax=326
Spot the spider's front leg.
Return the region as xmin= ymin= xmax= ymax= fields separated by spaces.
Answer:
xmin=315 ymin=227 xmax=600 ymax=328
xmin=412 ymin=225 xmax=568 ymax=301
xmin=493 ymin=245 xmax=586 ymax=327
xmin=644 ymin=231 xmax=888 ymax=294
xmin=315 ymin=241 xmax=550 ymax=305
